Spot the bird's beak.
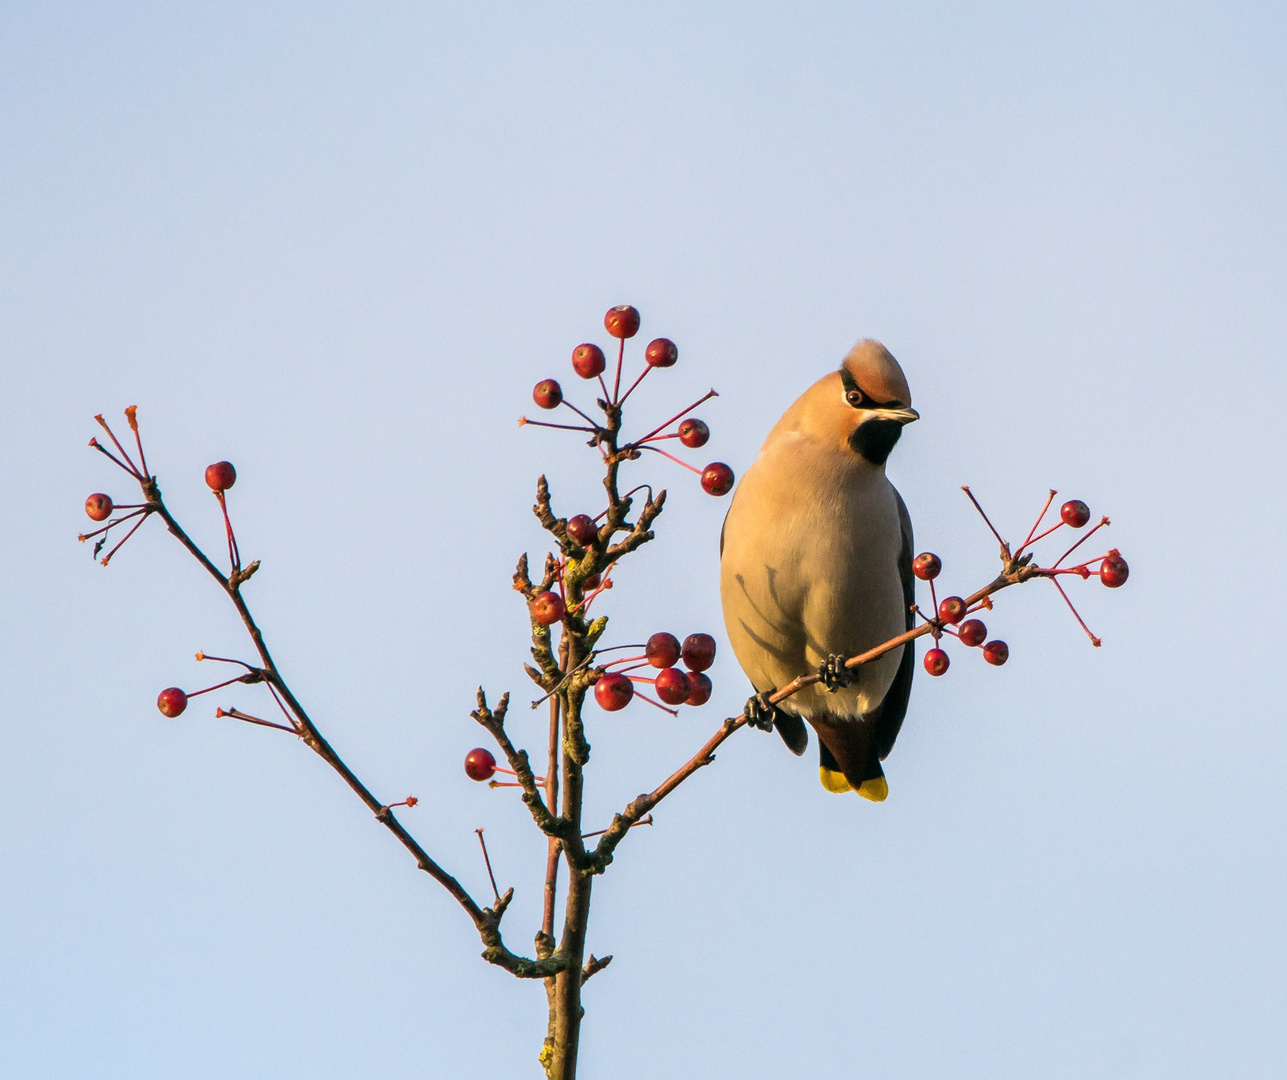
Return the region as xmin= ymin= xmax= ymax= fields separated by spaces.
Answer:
xmin=874 ymin=406 xmax=919 ymax=426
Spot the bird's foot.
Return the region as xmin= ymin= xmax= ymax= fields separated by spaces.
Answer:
xmin=817 ymin=654 xmax=852 ymax=693
xmin=743 ymin=691 xmax=784 ymax=733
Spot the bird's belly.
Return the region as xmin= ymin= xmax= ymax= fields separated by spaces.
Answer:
xmin=721 ymin=474 xmax=906 ymax=718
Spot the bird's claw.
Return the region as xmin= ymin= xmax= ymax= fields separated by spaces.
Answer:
xmin=817 ymin=654 xmax=852 ymax=693
xmin=743 ymin=691 xmax=781 ymax=732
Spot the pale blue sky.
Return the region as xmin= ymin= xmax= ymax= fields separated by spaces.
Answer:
xmin=3 ymin=3 xmax=1285 ymax=1077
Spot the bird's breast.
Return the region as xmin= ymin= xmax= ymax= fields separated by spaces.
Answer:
xmin=720 ymin=439 xmax=907 ymax=717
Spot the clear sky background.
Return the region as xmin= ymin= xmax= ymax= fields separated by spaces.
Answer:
xmin=2 ymin=3 xmax=1285 ymax=1077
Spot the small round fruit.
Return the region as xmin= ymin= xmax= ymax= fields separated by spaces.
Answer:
xmin=938 ymin=596 xmax=967 ymax=625
xmin=532 ymin=379 xmax=563 ymax=409
xmin=595 ymin=673 xmax=634 ymax=711
xmin=572 ymin=343 xmax=606 ymax=379
xmin=681 ymin=633 xmax=717 ymax=672
xmin=157 ymin=687 xmax=188 ymax=717
xmin=604 ymin=305 xmax=641 ymax=339
xmin=958 ymin=619 xmax=987 ymax=647
xmin=982 ymin=640 xmax=1009 ymax=666
xmin=924 ymin=648 xmax=950 ymax=676
xmin=646 ymin=632 xmax=681 ymax=669
xmin=530 ymin=591 xmax=566 ymax=625
xmin=684 ymin=671 xmax=712 ymax=706
xmin=464 ymin=747 xmax=497 ymax=781
xmin=205 ymin=461 xmax=237 ymax=492
xmin=1100 ymin=550 xmax=1129 ymax=588
xmin=913 ymin=552 xmax=942 ymax=581
xmin=678 ymin=418 xmax=709 ymax=448
xmin=583 ymin=572 xmax=602 ymax=591
xmin=1061 ymin=499 xmax=1090 ymax=528
xmin=566 ymin=514 xmax=598 ymax=546
xmin=85 ymin=493 xmax=113 ymax=521
xmin=701 ymin=462 xmax=734 ymax=496
xmin=654 ymin=667 xmax=691 ymax=705
xmin=644 ymin=337 xmax=678 ymax=368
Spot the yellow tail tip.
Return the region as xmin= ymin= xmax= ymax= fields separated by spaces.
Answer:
xmin=819 ymin=767 xmax=852 ymax=793
xmin=857 ymin=775 xmax=889 ymax=802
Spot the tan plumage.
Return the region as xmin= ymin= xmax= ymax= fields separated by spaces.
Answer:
xmin=719 ymin=340 xmax=919 ymax=800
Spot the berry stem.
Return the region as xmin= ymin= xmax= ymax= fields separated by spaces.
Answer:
xmin=78 ymin=507 xmax=148 ymax=542
xmin=1051 ymin=517 xmax=1110 ymax=569
xmin=631 ymin=389 xmax=719 ymax=446
xmin=1050 ymin=577 xmax=1102 ymax=647
xmin=216 ymin=707 xmax=299 ymax=734
xmin=98 ymin=509 xmax=151 ymax=565
xmin=215 ymin=491 xmax=241 ymax=572
xmin=1018 ymin=519 xmax=1067 ymax=553
xmin=1014 ymin=489 xmax=1057 ymax=557
xmin=520 ymin=417 xmax=597 ymax=433
xmin=474 ymin=829 xmax=502 ymax=905
xmin=624 ymin=684 xmax=680 ymax=717
xmin=962 ymin=486 xmax=1011 ymax=560
xmin=125 ymin=405 xmax=150 ymax=479
xmin=189 ymin=674 xmax=256 ymax=698
xmin=93 ymin=415 xmax=143 ymax=478
xmin=560 ymin=400 xmax=603 ymax=429
xmin=196 ymin=653 xmax=258 ymax=670
xmin=612 ymin=338 xmax=624 ymax=403
xmin=89 ymin=437 xmax=142 ymax=478
xmin=616 ymin=364 xmax=651 ymax=406
xmin=638 ymin=444 xmax=702 ymax=475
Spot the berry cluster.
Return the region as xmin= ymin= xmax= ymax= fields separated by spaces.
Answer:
xmin=913 ymin=494 xmax=1130 ymax=677
xmin=593 ymin=631 xmax=716 ymax=714
xmin=522 ymin=304 xmax=735 ymax=497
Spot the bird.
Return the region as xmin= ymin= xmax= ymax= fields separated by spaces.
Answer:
xmin=719 ymin=339 xmax=919 ymax=801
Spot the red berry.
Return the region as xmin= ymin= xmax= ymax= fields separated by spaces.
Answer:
xmin=938 ymin=596 xmax=966 ymax=625
xmin=595 ymin=672 xmax=634 ymax=711
xmin=572 ymin=343 xmax=606 ymax=379
xmin=1061 ymin=499 xmax=1091 ymax=528
xmin=923 ymin=648 xmax=950 ymax=676
xmin=654 ymin=667 xmax=691 ymax=705
xmin=958 ymin=619 xmax=987 ymax=647
xmin=205 ymin=461 xmax=237 ymax=492
xmin=156 ymin=687 xmax=188 ymax=717
xmin=464 ymin=747 xmax=497 ymax=781
xmin=646 ymin=632 xmax=681 ymax=668
xmin=681 ymin=633 xmax=717 ymax=672
xmin=604 ymin=305 xmax=641 ymax=339
xmin=1100 ymin=550 xmax=1129 ymax=588
xmin=530 ymin=591 xmax=566 ymax=625
xmin=913 ymin=552 xmax=942 ymax=581
xmin=583 ymin=572 xmax=602 ymax=591
xmin=701 ymin=462 xmax=734 ymax=496
xmin=685 ymin=671 xmax=712 ymax=706
xmin=533 ymin=379 xmax=563 ymax=409
xmin=644 ymin=338 xmax=678 ymax=368
xmin=566 ymin=514 xmax=598 ymax=546
xmin=85 ymin=493 xmax=113 ymax=521
xmin=982 ymin=640 xmax=1009 ymax=666
xmin=678 ymin=419 xmax=709 ymax=448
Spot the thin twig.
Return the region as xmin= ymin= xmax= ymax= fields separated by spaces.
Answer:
xmin=476 ymin=829 xmax=502 ymax=904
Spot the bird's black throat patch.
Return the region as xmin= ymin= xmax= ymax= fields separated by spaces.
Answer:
xmin=849 ymin=418 xmax=903 ymax=465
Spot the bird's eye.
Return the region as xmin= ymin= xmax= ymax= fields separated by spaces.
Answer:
xmin=845 ymin=389 xmax=865 ymax=408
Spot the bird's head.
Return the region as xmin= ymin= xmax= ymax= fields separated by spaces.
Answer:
xmin=782 ymin=340 xmax=918 ymax=466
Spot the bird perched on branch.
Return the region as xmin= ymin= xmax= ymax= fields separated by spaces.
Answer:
xmin=719 ymin=340 xmax=919 ymax=800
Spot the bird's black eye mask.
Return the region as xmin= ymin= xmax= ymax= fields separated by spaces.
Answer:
xmin=839 ymin=368 xmax=905 ymax=412
xmin=840 ymin=369 xmax=905 ymax=465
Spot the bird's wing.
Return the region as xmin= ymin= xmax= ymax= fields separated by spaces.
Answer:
xmin=870 ymin=487 xmax=916 ymax=761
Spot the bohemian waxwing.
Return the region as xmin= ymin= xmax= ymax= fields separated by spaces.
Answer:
xmin=719 ymin=339 xmax=919 ymax=801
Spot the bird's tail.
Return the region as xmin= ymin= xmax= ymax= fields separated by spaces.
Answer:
xmin=814 ymin=718 xmax=888 ymax=801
